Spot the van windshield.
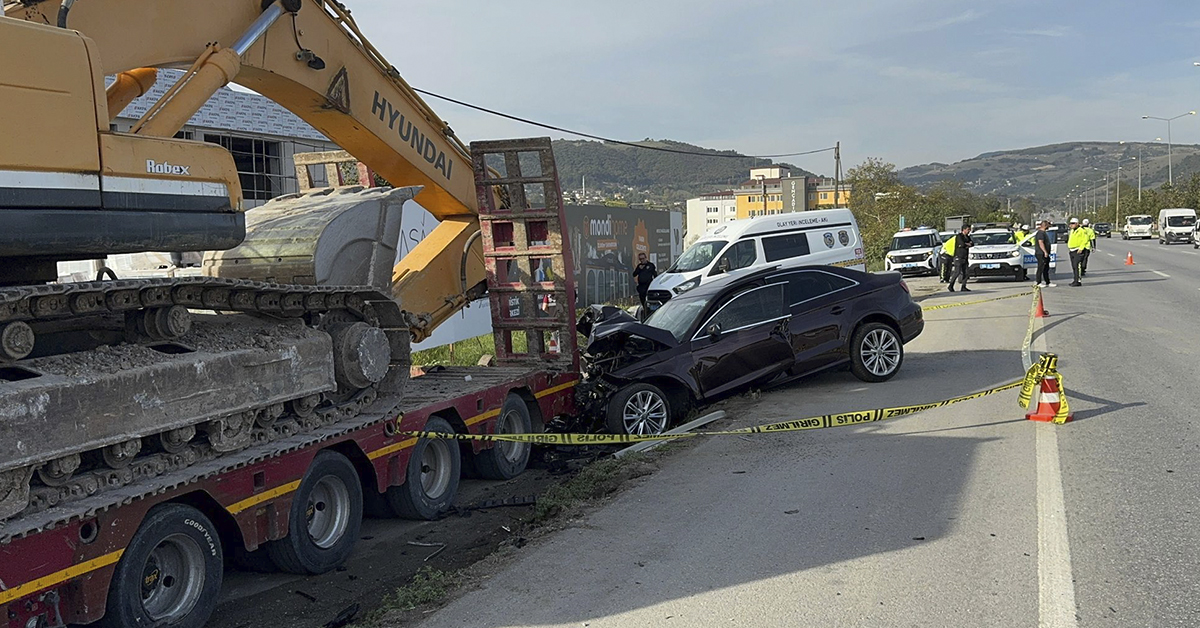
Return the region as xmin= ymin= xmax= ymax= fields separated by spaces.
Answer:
xmin=1167 ymin=215 xmax=1196 ymax=228
xmin=670 ymin=240 xmax=727 ymax=272
xmin=890 ymin=234 xmax=935 ymax=250
xmin=1128 ymin=216 xmax=1152 ymax=225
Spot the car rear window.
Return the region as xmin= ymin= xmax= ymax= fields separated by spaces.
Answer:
xmin=775 ymin=271 xmax=855 ymax=305
xmin=762 ymin=233 xmax=812 ymax=262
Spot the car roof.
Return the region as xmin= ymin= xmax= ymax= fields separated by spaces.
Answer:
xmin=891 ymin=228 xmax=938 ymax=237
xmin=975 ymin=228 xmax=1012 ymax=234
xmin=675 ymin=264 xmax=860 ymax=300
xmin=696 ymin=208 xmax=855 ymax=241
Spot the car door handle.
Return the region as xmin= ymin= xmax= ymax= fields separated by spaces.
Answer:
xmin=830 ymin=306 xmax=844 ymax=315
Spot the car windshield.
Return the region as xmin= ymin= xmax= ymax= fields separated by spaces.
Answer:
xmin=1128 ymin=216 xmax=1152 ymax=226
xmin=973 ymin=232 xmax=1015 ymax=245
xmin=644 ymin=294 xmax=710 ymax=342
xmin=1167 ymin=215 xmax=1196 ymax=227
xmin=670 ymin=240 xmax=727 ymax=272
xmin=890 ymin=234 xmax=934 ymax=250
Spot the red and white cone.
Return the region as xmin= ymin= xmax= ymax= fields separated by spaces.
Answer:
xmin=1026 ymin=372 xmax=1073 ymax=423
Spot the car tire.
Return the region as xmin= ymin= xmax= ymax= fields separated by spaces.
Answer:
xmin=384 ymin=416 xmax=461 ymax=520
xmin=266 ymin=450 xmax=363 ymax=575
xmin=1019 ymin=268 xmax=1028 ymax=281
xmin=474 ymin=394 xmax=533 ymax=480
xmin=606 ymin=383 xmax=673 ymax=435
xmin=97 ymin=504 xmax=223 ymax=628
xmin=850 ymin=322 xmax=903 ymax=383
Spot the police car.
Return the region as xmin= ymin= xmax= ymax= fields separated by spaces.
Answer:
xmin=884 ymin=227 xmax=942 ymax=276
xmin=967 ymin=228 xmax=1029 ymax=281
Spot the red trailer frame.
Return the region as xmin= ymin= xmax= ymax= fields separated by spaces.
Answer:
xmin=1 ymin=138 xmax=582 ymax=627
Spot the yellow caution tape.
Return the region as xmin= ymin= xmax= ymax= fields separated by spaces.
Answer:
xmin=922 ymin=289 xmax=1035 ymax=312
xmin=1018 ymin=352 xmax=1071 ymax=424
xmin=399 ymin=379 xmax=1023 ymax=445
xmin=1021 ymin=286 xmax=1040 ymax=371
xmin=1053 ymin=372 xmax=1070 ymax=424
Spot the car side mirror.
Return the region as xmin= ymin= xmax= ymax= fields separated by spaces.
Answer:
xmin=706 ymin=323 xmax=722 ymax=339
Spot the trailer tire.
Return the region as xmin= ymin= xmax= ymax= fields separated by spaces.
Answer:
xmin=266 ymin=450 xmax=363 ymax=575
xmin=388 ymin=416 xmax=461 ymax=520
xmin=474 ymin=394 xmax=533 ymax=480
xmin=98 ymin=503 xmax=222 ymax=628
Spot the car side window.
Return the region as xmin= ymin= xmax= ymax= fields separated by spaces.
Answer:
xmin=703 ymin=283 xmax=785 ymax=335
xmin=777 ymin=271 xmax=855 ymax=306
xmin=762 ymin=233 xmax=811 ymax=262
xmin=711 ymin=240 xmax=756 ymax=275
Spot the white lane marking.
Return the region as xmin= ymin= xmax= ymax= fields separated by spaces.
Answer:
xmin=1031 ymin=308 xmax=1079 ymax=628
xmin=1037 ymin=423 xmax=1079 ymax=628
xmin=1105 ymin=252 xmax=1115 ymax=257
xmin=1152 ymin=270 xmax=1170 ymax=278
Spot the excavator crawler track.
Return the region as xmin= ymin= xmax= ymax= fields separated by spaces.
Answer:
xmin=0 ymin=276 xmax=412 ymax=522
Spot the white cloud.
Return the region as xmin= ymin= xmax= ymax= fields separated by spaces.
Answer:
xmin=1007 ymin=26 xmax=1072 ymax=37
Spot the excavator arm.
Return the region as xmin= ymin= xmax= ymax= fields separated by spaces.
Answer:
xmin=4 ymin=0 xmax=486 ymax=340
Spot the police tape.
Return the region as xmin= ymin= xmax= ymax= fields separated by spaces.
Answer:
xmin=1021 ymin=286 xmax=1041 ymax=372
xmin=1018 ymin=352 xmax=1071 ymax=424
xmin=398 ymin=379 xmax=1024 ymax=445
xmin=921 ymin=289 xmax=1036 ymax=312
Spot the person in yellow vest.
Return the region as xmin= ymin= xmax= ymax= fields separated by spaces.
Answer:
xmin=1080 ymin=219 xmax=1095 ymax=276
xmin=939 ymin=233 xmax=955 ymax=283
xmin=1014 ymin=225 xmax=1027 ymax=243
xmin=1067 ymin=218 xmax=1090 ymax=286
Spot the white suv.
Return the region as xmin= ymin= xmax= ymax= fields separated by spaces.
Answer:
xmin=884 ymin=228 xmax=942 ymax=276
xmin=968 ymin=228 xmax=1028 ymax=281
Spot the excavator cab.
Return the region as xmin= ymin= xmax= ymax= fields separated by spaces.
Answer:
xmin=0 ymin=18 xmax=245 ymax=284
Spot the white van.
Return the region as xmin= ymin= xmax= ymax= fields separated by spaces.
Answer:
xmin=1157 ymin=208 xmax=1197 ymax=245
xmin=648 ymin=209 xmax=863 ymax=308
xmin=1123 ymin=214 xmax=1153 ymax=240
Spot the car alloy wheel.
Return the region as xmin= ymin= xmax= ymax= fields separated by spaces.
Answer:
xmin=860 ymin=328 xmax=901 ymax=377
xmin=622 ymin=390 xmax=669 ymax=435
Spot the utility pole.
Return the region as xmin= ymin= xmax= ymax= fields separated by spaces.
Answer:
xmin=759 ymin=175 xmax=767 ymax=217
xmin=833 ymin=141 xmax=842 ymax=209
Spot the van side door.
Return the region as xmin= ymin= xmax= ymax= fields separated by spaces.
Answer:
xmin=690 ymin=282 xmax=793 ymax=398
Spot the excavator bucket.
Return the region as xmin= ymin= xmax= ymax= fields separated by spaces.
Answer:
xmin=203 ymin=185 xmax=421 ymax=292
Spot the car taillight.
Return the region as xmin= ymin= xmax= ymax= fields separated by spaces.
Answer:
xmin=899 ymin=280 xmax=910 ymax=293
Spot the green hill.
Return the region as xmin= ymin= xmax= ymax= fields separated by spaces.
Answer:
xmin=550 ymin=139 xmax=815 ymax=205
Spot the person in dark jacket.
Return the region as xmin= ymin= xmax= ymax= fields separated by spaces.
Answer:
xmin=947 ymin=225 xmax=973 ymax=292
xmin=632 ymin=253 xmax=657 ymax=313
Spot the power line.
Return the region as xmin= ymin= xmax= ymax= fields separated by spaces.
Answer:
xmin=413 ymin=87 xmax=835 ymax=160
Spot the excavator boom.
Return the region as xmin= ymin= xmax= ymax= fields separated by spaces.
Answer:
xmin=3 ymin=0 xmax=487 ymax=338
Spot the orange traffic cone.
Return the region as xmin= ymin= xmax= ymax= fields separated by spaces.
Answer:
xmin=1035 ymin=289 xmax=1048 ymax=318
xmin=1026 ymin=356 xmax=1073 ymax=423
xmin=1125 ymin=251 xmax=1135 ymax=265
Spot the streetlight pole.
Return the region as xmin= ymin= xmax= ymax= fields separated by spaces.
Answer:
xmin=1116 ymin=165 xmax=1122 ymax=227
xmin=1142 ymin=112 xmax=1196 ymax=185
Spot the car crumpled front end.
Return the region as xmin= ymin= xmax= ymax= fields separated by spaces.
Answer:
xmin=571 ymin=305 xmax=679 ymax=428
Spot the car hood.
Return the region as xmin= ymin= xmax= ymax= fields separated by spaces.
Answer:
xmin=971 ymin=244 xmax=1020 ymax=253
xmin=576 ymin=305 xmax=678 ymax=354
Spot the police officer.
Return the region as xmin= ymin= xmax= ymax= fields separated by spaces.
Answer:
xmin=1080 ymin=219 xmax=1095 ymax=276
xmin=939 ymin=234 xmax=955 ymax=283
xmin=1014 ymin=224 xmax=1028 ymax=243
xmin=947 ymin=224 xmax=973 ymax=292
xmin=1067 ymin=217 xmax=1089 ymax=286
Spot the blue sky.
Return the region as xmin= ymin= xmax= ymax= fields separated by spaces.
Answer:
xmin=349 ymin=0 xmax=1200 ymax=175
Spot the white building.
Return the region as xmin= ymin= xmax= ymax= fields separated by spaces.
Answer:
xmin=685 ymin=191 xmax=737 ymax=247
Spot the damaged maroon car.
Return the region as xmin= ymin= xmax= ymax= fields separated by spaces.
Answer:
xmin=576 ymin=266 xmax=924 ymax=435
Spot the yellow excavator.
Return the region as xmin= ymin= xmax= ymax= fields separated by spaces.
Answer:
xmin=0 ymin=0 xmax=504 ymax=520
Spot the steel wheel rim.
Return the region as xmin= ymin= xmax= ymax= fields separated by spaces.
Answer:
xmin=420 ymin=439 xmax=454 ymax=499
xmin=622 ymin=390 xmax=668 ymax=435
xmin=306 ymin=475 xmax=351 ymax=549
xmin=140 ymin=533 xmax=206 ymax=621
xmin=861 ymin=329 xmax=900 ymax=376
xmin=496 ymin=409 xmax=526 ymax=463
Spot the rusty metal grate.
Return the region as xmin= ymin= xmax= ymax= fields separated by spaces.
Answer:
xmin=471 ymin=138 xmax=577 ymax=369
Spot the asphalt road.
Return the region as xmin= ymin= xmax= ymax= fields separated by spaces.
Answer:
xmin=407 ymin=251 xmax=1198 ymax=628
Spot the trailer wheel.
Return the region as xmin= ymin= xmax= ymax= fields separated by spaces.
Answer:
xmin=266 ymin=450 xmax=363 ymax=574
xmin=474 ymin=394 xmax=533 ymax=480
xmin=386 ymin=416 xmax=461 ymax=520
xmin=98 ymin=503 xmax=222 ymax=628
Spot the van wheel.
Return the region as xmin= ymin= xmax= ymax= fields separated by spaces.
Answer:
xmin=266 ymin=451 xmax=363 ymax=574
xmin=385 ymin=417 xmax=461 ymax=520
xmin=850 ymin=323 xmax=903 ymax=383
xmin=475 ymin=394 xmax=533 ymax=480
xmin=98 ymin=504 xmax=222 ymax=628
xmin=607 ymin=383 xmax=672 ymax=435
